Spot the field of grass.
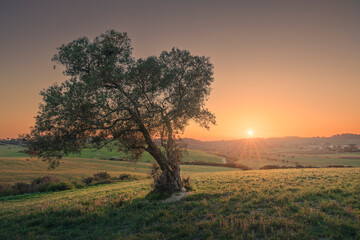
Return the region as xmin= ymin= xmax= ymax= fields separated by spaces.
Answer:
xmin=0 ymin=145 xmax=27 ymax=157
xmin=233 ymin=158 xmax=285 ymax=169
xmin=282 ymin=154 xmax=360 ymax=167
xmin=0 ymin=168 xmax=359 ymax=239
xmin=232 ymin=152 xmax=360 ymax=169
xmin=0 ymin=144 xmax=224 ymax=163
xmin=0 ymin=157 xmax=239 ymax=185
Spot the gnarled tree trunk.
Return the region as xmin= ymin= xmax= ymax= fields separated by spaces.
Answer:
xmin=140 ymin=123 xmax=182 ymax=192
xmin=153 ymin=162 xmax=182 ymax=192
xmin=149 ymin=146 xmax=182 ymax=192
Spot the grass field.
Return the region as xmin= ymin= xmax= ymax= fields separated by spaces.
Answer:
xmin=0 ymin=157 xmax=238 ymax=185
xmin=0 ymin=144 xmax=223 ymax=163
xmin=0 ymin=145 xmax=28 ymax=157
xmin=234 ymin=158 xmax=285 ymax=170
xmin=0 ymin=168 xmax=359 ymax=239
xmin=233 ymin=152 xmax=360 ymax=169
xmin=282 ymin=154 xmax=360 ymax=167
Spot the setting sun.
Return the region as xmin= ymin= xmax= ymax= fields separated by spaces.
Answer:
xmin=1 ymin=2 xmax=360 ymax=239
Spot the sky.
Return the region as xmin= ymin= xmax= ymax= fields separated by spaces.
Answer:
xmin=0 ymin=0 xmax=359 ymax=140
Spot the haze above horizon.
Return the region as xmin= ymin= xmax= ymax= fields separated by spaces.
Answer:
xmin=1 ymin=0 xmax=359 ymax=140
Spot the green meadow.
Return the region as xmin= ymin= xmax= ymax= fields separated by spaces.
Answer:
xmin=0 ymin=144 xmax=28 ymax=157
xmin=0 ymin=144 xmax=223 ymax=163
xmin=0 ymin=157 xmax=236 ymax=185
xmin=282 ymin=154 xmax=360 ymax=167
xmin=0 ymin=168 xmax=359 ymax=239
xmin=233 ymin=152 xmax=360 ymax=169
xmin=1 ymin=144 xmax=359 ymax=239
xmin=0 ymin=144 xmax=226 ymax=185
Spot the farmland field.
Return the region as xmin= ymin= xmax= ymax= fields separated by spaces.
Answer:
xmin=0 ymin=168 xmax=359 ymax=239
xmin=0 ymin=144 xmax=229 ymax=185
xmin=0 ymin=144 xmax=223 ymax=163
xmin=0 ymin=157 xmax=238 ymax=185
xmin=232 ymin=152 xmax=360 ymax=169
xmin=281 ymin=154 xmax=360 ymax=167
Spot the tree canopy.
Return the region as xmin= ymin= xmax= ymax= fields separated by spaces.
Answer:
xmin=25 ymin=30 xmax=215 ymax=191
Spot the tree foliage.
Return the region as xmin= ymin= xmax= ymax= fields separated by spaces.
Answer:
xmin=25 ymin=30 xmax=215 ymax=191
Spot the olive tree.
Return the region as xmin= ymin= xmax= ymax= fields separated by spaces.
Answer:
xmin=25 ymin=30 xmax=215 ymax=191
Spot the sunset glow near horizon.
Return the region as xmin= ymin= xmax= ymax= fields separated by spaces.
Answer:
xmin=1 ymin=1 xmax=360 ymax=140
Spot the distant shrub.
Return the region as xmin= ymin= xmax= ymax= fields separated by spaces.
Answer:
xmin=109 ymin=157 xmax=126 ymax=161
xmin=182 ymin=176 xmax=192 ymax=191
xmin=0 ymin=185 xmax=13 ymax=196
xmin=29 ymin=175 xmax=60 ymax=193
xmin=0 ymin=187 xmax=14 ymax=196
xmin=180 ymin=161 xmax=252 ymax=170
xmin=46 ymin=182 xmax=74 ymax=192
xmin=118 ymin=174 xmax=131 ymax=180
xmin=72 ymin=181 xmax=85 ymax=189
xmin=35 ymin=182 xmax=74 ymax=192
xmin=260 ymin=165 xmax=282 ymax=170
xmin=0 ymin=175 xmax=75 ymax=197
xmin=91 ymin=180 xmax=112 ymax=186
xmin=93 ymin=171 xmax=111 ymax=181
xmin=225 ymin=163 xmax=252 ymax=170
xmin=82 ymin=177 xmax=94 ymax=185
xmin=260 ymin=165 xmax=318 ymax=170
xmin=12 ymin=182 xmax=31 ymax=194
xmin=327 ymin=165 xmax=344 ymax=168
xmin=327 ymin=165 xmax=354 ymax=168
xmin=34 ymin=183 xmax=50 ymax=192
xmin=31 ymin=175 xmax=58 ymax=186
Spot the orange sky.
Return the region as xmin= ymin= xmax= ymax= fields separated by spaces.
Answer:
xmin=1 ymin=1 xmax=360 ymax=140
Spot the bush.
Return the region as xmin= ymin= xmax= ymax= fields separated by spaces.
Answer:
xmin=35 ymin=182 xmax=74 ymax=192
xmin=46 ymin=182 xmax=74 ymax=192
xmin=260 ymin=164 xmax=318 ymax=170
xmin=180 ymin=161 xmax=252 ymax=170
xmin=93 ymin=171 xmax=111 ymax=181
xmin=31 ymin=175 xmax=58 ymax=186
xmin=0 ymin=187 xmax=14 ymax=196
xmin=260 ymin=165 xmax=286 ymax=170
xmin=0 ymin=184 xmax=14 ymax=196
xmin=34 ymin=183 xmax=50 ymax=192
xmin=327 ymin=165 xmax=354 ymax=168
xmin=12 ymin=182 xmax=31 ymax=194
xmin=91 ymin=180 xmax=112 ymax=186
xmin=72 ymin=181 xmax=85 ymax=189
xmin=182 ymin=176 xmax=192 ymax=191
xmin=119 ymin=173 xmax=131 ymax=180
xmin=82 ymin=177 xmax=94 ymax=185
xmin=0 ymin=175 xmax=74 ymax=197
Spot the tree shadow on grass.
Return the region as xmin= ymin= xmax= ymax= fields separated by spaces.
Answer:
xmin=1 ymin=190 xmax=359 ymax=240
xmin=0 ymin=191 xmax=233 ymax=240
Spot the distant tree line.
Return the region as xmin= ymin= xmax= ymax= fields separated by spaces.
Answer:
xmin=0 ymin=138 xmax=25 ymax=146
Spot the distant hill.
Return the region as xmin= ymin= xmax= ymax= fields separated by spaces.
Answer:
xmin=181 ymin=134 xmax=360 ymax=152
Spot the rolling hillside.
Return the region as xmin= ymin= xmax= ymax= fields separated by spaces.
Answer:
xmin=0 ymin=144 xmax=223 ymax=163
xmin=0 ymin=157 xmax=237 ymax=185
xmin=0 ymin=168 xmax=359 ymax=239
